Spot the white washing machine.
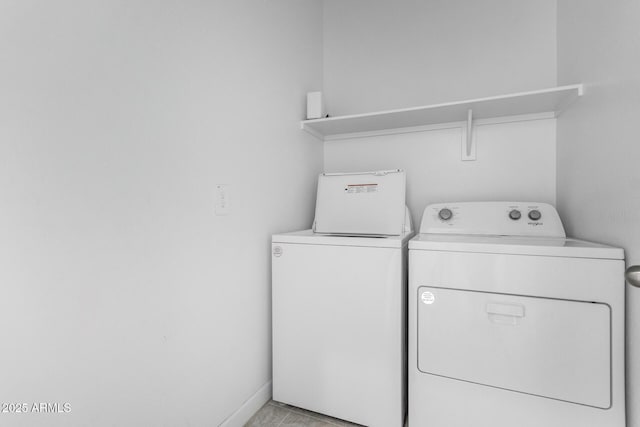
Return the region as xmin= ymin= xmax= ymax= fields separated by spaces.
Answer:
xmin=408 ymin=202 xmax=625 ymax=427
xmin=272 ymin=230 xmax=413 ymax=427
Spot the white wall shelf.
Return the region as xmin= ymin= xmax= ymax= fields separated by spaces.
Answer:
xmin=300 ymin=84 xmax=584 ymax=143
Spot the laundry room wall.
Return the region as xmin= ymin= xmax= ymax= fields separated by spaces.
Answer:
xmin=556 ymin=1 xmax=640 ymax=425
xmin=322 ymin=0 xmax=558 ymax=117
xmin=0 ymin=1 xmax=322 ymax=426
xmin=321 ymin=0 xmax=559 ymax=224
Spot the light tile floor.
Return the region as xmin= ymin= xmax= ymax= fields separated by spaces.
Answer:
xmin=244 ymin=400 xmax=364 ymax=427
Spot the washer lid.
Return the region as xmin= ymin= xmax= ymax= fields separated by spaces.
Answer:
xmin=313 ymin=169 xmax=407 ymax=236
xmin=273 ymin=229 xmax=415 ymax=248
xmin=409 ymin=233 xmax=624 ymax=259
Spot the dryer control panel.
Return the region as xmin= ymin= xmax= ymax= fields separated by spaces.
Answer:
xmin=419 ymin=202 xmax=565 ymax=237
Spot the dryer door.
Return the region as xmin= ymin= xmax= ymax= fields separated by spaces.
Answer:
xmin=416 ymin=287 xmax=611 ymax=408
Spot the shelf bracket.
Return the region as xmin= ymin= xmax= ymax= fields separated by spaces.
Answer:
xmin=462 ymin=108 xmax=477 ymax=161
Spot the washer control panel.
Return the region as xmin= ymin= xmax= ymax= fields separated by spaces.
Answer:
xmin=420 ymin=202 xmax=565 ymax=237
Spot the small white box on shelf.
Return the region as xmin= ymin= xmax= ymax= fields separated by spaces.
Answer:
xmin=306 ymin=91 xmax=324 ymax=119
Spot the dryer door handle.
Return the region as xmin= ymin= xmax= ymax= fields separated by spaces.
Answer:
xmin=486 ymin=302 xmax=525 ymax=318
xmin=626 ymin=265 xmax=640 ymax=288
xmin=486 ymin=302 xmax=525 ymax=325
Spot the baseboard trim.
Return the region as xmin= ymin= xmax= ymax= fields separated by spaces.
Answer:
xmin=218 ymin=381 xmax=272 ymax=427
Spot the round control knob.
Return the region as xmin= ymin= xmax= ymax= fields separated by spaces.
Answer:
xmin=438 ymin=208 xmax=453 ymax=221
xmin=509 ymin=209 xmax=522 ymax=220
xmin=528 ymin=209 xmax=542 ymax=221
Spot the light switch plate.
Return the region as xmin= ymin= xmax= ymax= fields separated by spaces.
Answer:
xmin=215 ymin=184 xmax=230 ymax=215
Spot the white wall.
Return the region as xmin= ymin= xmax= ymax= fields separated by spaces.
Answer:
xmin=556 ymin=1 xmax=640 ymax=425
xmin=324 ymin=119 xmax=557 ymax=227
xmin=323 ymin=0 xmax=557 ymax=116
xmin=0 ymin=1 xmax=323 ymax=426
xmin=322 ymin=0 xmax=558 ymax=222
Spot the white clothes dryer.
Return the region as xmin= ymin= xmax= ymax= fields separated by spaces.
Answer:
xmin=408 ymin=202 xmax=625 ymax=427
